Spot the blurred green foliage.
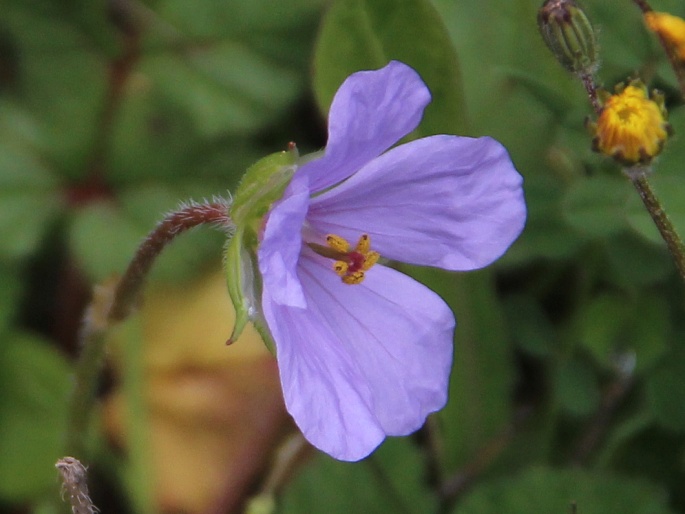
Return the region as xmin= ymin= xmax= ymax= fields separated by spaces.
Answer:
xmin=2 ymin=0 xmax=685 ymax=512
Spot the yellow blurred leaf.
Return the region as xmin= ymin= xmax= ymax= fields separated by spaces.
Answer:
xmin=104 ymin=269 xmax=290 ymax=513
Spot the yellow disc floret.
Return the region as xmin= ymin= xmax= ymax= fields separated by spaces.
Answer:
xmin=645 ymin=11 xmax=685 ymax=61
xmin=590 ymin=82 xmax=670 ymax=166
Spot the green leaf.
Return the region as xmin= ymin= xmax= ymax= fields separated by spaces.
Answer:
xmin=149 ymin=0 xmax=325 ymax=42
xmin=431 ymin=0 xmax=573 ymax=173
xmin=407 ymin=269 xmax=513 ymax=472
xmin=647 ymin=345 xmax=685 ymax=432
xmin=70 ymin=189 xmax=225 ymax=283
xmin=69 ymin=201 xmax=146 ymax=282
xmin=577 ymin=293 xmax=631 ymax=368
xmin=0 ymin=332 xmax=71 ymax=501
xmin=0 ymin=266 xmax=22 ymax=332
xmin=0 ymin=4 xmax=108 ymax=177
xmin=0 ymin=127 xmax=62 ymax=259
xmin=626 ymin=294 xmax=669 ymax=374
xmin=602 ymin=232 xmax=672 ymax=287
xmin=585 ymin=2 xmax=654 ymax=77
xmin=313 ymin=0 xmax=467 ymax=135
xmin=503 ymin=295 xmax=557 ymax=357
xmin=562 ymin=175 xmax=633 ymax=238
xmin=554 ymin=358 xmax=600 ymax=417
xmin=280 ymin=438 xmax=436 ymax=514
xmin=140 ymin=47 xmax=301 ymax=137
xmin=504 ymin=176 xmax=582 ymax=262
xmin=577 ymin=293 xmax=669 ymax=374
xmin=454 ymin=466 xmax=675 ymax=514
xmin=106 ymin=0 xmax=323 ymax=183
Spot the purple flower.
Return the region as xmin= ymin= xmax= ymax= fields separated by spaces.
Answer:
xmin=257 ymin=61 xmax=526 ymax=461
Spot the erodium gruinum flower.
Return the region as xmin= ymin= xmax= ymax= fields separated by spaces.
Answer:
xmin=226 ymin=61 xmax=527 ymax=461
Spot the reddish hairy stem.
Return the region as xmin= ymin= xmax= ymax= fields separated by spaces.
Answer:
xmin=65 ymin=201 xmax=232 ymax=460
xmin=108 ymin=201 xmax=232 ymax=321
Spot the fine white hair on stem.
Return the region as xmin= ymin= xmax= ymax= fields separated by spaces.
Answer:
xmin=172 ymin=195 xmax=235 ymax=235
xmin=55 ymin=457 xmax=99 ymax=514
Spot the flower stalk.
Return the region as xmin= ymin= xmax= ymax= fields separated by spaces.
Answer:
xmin=630 ymin=171 xmax=685 ymax=281
xmin=576 ymin=63 xmax=685 ymax=283
xmin=55 ymin=457 xmax=99 ymax=514
xmin=64 ymin=200 xmax=233 ymax=459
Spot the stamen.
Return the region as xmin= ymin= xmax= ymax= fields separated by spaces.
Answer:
xmin=309 ymin=233 xmax=380 ymax=285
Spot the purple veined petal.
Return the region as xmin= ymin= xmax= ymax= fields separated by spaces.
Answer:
xmin=300 ymin=61 xmax=431 ymax=194
xmin=262 ymin=249 xmax=454 ymax=461
xmin=258 ymin=174 xmax=311 ymax=308
xmin=308 ymin=135 xmax=527 ymax=271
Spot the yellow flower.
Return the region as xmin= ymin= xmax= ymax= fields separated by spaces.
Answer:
xmin=645 ymin=11 xmax=685 ymax=61
xmin=589 ymin=82 xmax=670 ymax=165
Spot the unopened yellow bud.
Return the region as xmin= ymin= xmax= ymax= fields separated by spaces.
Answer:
xmin=589 ymin=81 xmax=671 ymax=166
xmin=644 ymin=11 xmax=685 ymax=61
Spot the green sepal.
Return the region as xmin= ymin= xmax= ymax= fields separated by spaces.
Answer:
xmin=231 ymin=149 xmax=297 ymax=226
xmin=224 ymin=227 xmax=276 ymax=353
xmin=225 ymin=149 xmax=296 ymax=351
xmin=225 ymin=225 xmax=252 ymax=344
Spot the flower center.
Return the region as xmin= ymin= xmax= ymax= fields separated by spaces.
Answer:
xmin=308 ymin=233 xmax=380 ymax=285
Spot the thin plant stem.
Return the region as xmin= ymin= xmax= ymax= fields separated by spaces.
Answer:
xmin=108 ymin=200 xmax=232 ymax=321
xmin=572 ymin=372 xmax=634 ymax=465
xmin=439 ymin=406 xmax=532 ymax=512
xmin=578 ymin=65 xmax=685 ymax=283
xmin=64 ymin=200 xmax=233 ymax=459
xmin=580 ymin=72 xmax=602 ymax=114
xmin=241 ymin=436 xmax=310 ymax=513
xmin=630 ymin=172 xmax=685 ymax=282
xmin=56 ymin=457 xmax=99 ymax=514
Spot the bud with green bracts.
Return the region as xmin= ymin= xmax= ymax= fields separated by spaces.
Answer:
xmin=538 ymin=0 xmax=598 ymax=76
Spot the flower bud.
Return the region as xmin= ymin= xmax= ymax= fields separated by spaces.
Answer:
xmin=538 ymin=0 xmax=598 ymax=75
xmin=587 ymin=81 xmax=672 ymax=166
xmin=644 ymin=11 xmax=685 ymax=61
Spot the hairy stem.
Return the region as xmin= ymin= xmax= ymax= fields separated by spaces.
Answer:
xmin=64 ymin=200 xmax=233 ymax=458
xmin=630 ymin=173 xmax=685 ymax=282
xmin=580 ymin=72 xmax=602 ymax=115
xmin=577 ymin=54 xmax=685 ymax=282
xmin=56 ymin=457 xmax=99 ymax=514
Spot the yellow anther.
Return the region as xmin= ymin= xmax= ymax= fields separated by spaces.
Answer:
xmin=333 ymin=261 xmax=349 ymax=277
xmin=355 ymin=234 xmax=371 ymax=253
xmin=342 ymin=271 xmax=365 ymax=285
xmin=326 ymin=234 xmax=350 ymax=253
xmin=320 ymin=233 xmax=380 ymax=285
xmin=362 ymin=251 xmax=380 ymax=271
